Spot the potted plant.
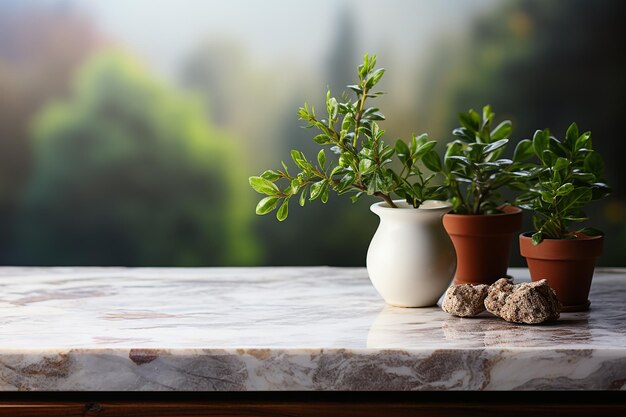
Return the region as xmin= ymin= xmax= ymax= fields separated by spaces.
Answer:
xmin=249 ymin=54 xmax=456 ymax=307
xmin=515 ymin=124 xmax=611 ymax=311
xmin=439 ymin=106 xmax=526 ymax=285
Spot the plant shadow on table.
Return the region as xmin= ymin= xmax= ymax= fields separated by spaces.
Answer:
xmin=366 ymin=305 xmax=591 ymax=348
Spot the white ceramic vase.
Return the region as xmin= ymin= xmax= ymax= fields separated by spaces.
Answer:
xmin=366 ymin=199 xmax=456 ymax=307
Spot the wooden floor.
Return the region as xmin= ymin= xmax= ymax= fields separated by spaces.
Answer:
xmin=0 ymin=392 xmax=624 ymax=417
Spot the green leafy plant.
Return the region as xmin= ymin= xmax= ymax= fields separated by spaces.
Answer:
xmin=442 ymin=105 xmax=527 ymax=214
xmin=515 ymin=123 xmax=611 ymax=244
xmin=249 ymin=53 xmax=445 ymax=221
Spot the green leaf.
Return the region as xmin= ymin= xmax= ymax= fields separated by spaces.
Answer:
xmin=362 ymin=107 xmax=380 ymax=118
xmin=339 ymin=152 xmax=355 ymax=167
xmin=452 ymin=127 xmax=474 ymax=142
xmin=395 ymin=139 xmax=410 ymax=164
xmin=558 ymin=187 xmax=592 ymax=212
xmin=584 ymin=151 xmax=604 ymax=177
xmin=563 ymin=215 xmax=589 ymax=223
xmin=317 ymin=149 xmax=326 ymax=169
xmin=479 ymin=119 xmax=491 ymax=142
xmin=532 ymin=231 xmax=543 ymax=245
xmin=591 ymin=182 xmax=611 ymax=200
xmin=532 ymin=129 xmax=549 ymax=157
xmin=358 ymin=158 xmax=375 ymax=175
xmin=261 ymin=170 xmax=282 ymax=181
xmin=409 ymin=134 xmax=418 ymax=154
xmin=445 ymin=141 xmax=463 ymax=170
xmin=565 ymin=122 xmax=578 ymax=148
xmin=423 ymin=185 xmax=446 ymax=200
xmin=478 ymin=159 xmax=512 ymax=169
xmin=513 ymin=139 xmax=534 ymax=162
xmin=563 ymin=215 xmax=588 ymax=222
xmin=364 ymin=111 xmax=385 ymax=121
xmin=379 ymin=144 xmax=395 ymax=162
xmin=575 ymin=132 xmax=591 ymax=151
xmin=483 ymin=138 xmax=508 ymax=155
xmin=553 ymin=157 xmax=569 ymax=172
xmin=379 ymin=169 xmax=395 ymax=193
xmin=337 ymin=103 xmax=350 ymax=114
xmin=422 ymin=150 xmax=442 ymax=172
xmin=542 ymin=149 xmax=556 ymax=166
xmin=365 ymin=68 xmax=385 ymax=89
xmin=347 ymin=84 xmax=363 ymax=95
xmin=330 ymin=165 xmax=347 ymax=177
xmin=327 ymin=96 xmax=338 ymax=120
xmin=555 ymin=183 xmax=574 ymax=196
xmin=549 ymin=136 xmax=567 ymax=157
xmin=367 ymin=173 xmax=380 ymax=195
xmin=450 ymin=174 xmax=472 ymax=183
xmin=482 ymin=105 xmax=494 ymax=124
xmin=577 ymin=227 xmax=604 ymax=237
xmin=276 ymin=198 xmax=289 ymax=221
xmin=459 ymin=111 xmax=479 ymax=133
xmin=291 ymin=150 xmax=307 ymax=169
xmin=468 ymin=142 xmax=486 ymax=160
xmin=350 ymin=192 xmax=363 ymax=203
xmin=309 ymin=180 xmax=326 ymax=200
xmin=447 ymin=155 xmax=471 ymax=166
xmin=490 ymin=120 xmax=512 ymax=141
xmin=414 ymin=140 xmax=437 ymax=159
xmin=313 ymin=134 xmax=330 ymax=145
xmin=414 ymin=133 xmax=429 ymax=147
xmin=540 ymin=191 xmax=554 ymax=203
xmin=321 ymin=183 xmax=329 ymax=203
xmin=255 ymin=196 xmax=280 ymax=215
xmin=359 ymin=146 xmax=374 ymax=159
xmin=508 ymin=181 xmax=528 ymax=191
xmin=289 ymin=179 xmax=299 ymax=195
xmin=572 ymin=172 xmax=595 ymax=182
xmin=337 ymin=171 xmax=356 ymax=192
xmin=249 ymin=176 xmax=280 ymax=195
xmin=341 ymin=115 xmax=355 ymax=132
xmin=299 ymin=188 xmax=307 ymax=206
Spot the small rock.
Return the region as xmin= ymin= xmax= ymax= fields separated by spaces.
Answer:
xmin=499 ymin=280 xmax=561 ymax=324
xmin=441 ymin=283 xmax=489 ymax=317
xmin=485 ymin=278 xmax=561 ymax=324
xmin=484 ymin=278 xmax=515 ymax=316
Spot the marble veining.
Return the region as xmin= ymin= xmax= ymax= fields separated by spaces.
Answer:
xmin=0 ymin=267 xmax=624 ymax=390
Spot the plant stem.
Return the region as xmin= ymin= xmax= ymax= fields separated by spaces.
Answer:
xmin=353 ymin=81 xmax=368 ymax=148
xmin=453 ymin=181 xmax=465 ymax=213
xmin=376 ymin=192 xmax=397 ymax=208
xmin=322 ymin=169 xmax=396 ymax=208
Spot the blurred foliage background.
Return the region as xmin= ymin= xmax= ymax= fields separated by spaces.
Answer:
xmin=0 ymin=0 xmax=624 ymax=266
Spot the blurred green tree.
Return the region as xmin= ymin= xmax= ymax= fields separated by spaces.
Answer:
xmin=18 ymin=51 xmax=258 ymax=266
xmin=0 ymin=2 xmax=100 ymax=263
xmin=180 ymin=40 xmax=291 ymax=174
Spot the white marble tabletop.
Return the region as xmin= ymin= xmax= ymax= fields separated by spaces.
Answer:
xmin=0 ymin=267 xmax=624 ymax=391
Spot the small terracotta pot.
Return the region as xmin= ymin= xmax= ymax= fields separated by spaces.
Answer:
xmin=519 ymin=232 xmax=603 ymax=312
xmin=443 ymin=206 xmax=522 ymax=285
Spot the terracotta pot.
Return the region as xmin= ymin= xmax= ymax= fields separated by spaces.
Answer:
xmin=442 ymin=205 xmax=522 ymax=285
xmin=519 ymin=232 xmax=603 ymax=312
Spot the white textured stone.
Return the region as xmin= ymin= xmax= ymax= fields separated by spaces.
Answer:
xmin=0 ymin=267 xmax=623 ymax=391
